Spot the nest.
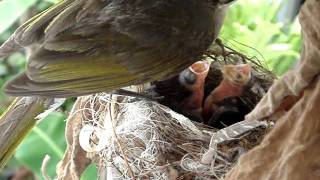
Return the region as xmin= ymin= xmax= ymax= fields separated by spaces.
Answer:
xmin=59 ymin=40 xmax=275 ymax=179
xmin=154 ymin=40 xmax=274 ymax=128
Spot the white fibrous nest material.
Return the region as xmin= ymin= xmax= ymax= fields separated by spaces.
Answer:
xmin=71 ymin=93 xmax=268 ymax=179
xmin=76 ymin=93 xmax=241 ymax=179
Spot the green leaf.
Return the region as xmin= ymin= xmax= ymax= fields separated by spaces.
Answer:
xmin=14 ymin=112 xmax=67 ymax=179
xmin=0 ymin=0 xmax=38 ymax=34
xmin=81 ymin=164 xmax=98 ymax=180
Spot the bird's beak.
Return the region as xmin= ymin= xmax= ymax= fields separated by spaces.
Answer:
xmin=239 ymin=64 xmax=251 ymax=76
xmin=179 ymin=61 xmax=211 ymax=91
xmin=189 ymin=61 xmax=211 ymax=85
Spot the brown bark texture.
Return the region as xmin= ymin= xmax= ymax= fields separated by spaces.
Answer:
xmin=225 ymin=0 xmax=320 ymax=179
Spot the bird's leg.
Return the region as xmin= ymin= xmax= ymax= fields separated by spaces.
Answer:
xmin=214 ymin=38 xmax=228 ymax=63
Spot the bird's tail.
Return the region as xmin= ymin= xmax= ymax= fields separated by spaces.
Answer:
xmin=0 ymin=97 xmax=51 ymax=169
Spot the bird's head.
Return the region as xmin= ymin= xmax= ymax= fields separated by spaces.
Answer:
xmin=179 ymin=61 xmax=211 ymax=91
xmin=222 ymin=64 xmax=252 ymax=85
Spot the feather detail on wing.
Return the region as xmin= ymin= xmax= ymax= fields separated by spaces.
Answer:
xmin=2 ymin=0 xmax=209 ymax=97
xmin=0 ymin=0 xmax=77 ymax=58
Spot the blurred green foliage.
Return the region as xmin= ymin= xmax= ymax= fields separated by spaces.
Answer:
xmin=0 ymin=0 xmax=56 ymax=113
xmin=221 ymin=0 xmax=301 ymax=75
xmin=0 ymin=0 xmax=301 ymax=179
xmin=0 ymin=0 xmax=97 ymax=179
xmin=15 ymin=112 xmax=66 ymax=178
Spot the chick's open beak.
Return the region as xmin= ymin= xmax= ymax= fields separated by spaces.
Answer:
xmin=239 ymin=64 xmax=251 ymax=75
xmin=179 ymin=61 xmax=210 ymax=111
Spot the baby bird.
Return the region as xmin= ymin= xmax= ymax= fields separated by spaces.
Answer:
xmin=0 ymin=0 xmax=235 ymax=97
xmin=179 ymin=61 xmax=210 ymax=121
xmin=203 ymin=64 xmax=252 ymax=121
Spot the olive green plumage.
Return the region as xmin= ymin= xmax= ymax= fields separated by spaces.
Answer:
xmin=0 ymin=0 xmax=233 ymax=97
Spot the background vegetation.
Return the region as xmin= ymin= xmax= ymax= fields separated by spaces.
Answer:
xmin=0 ymin=0 xmax=301 ymax=179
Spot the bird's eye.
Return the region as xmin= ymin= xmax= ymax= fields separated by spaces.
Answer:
xmin=183 ymin=71 xmax=197 ymax=85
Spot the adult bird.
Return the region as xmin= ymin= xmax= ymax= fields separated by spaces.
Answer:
xmin=0 ymin=0 xmax=235 ymax=169
xmin=0 ymin=0 xmax=235 ymax=97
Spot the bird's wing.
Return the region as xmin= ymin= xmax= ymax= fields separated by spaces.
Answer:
xmin=4 ymin=45 xmax=183 ymax=97
xmin=3 ymin=0 xmax=193 ymax=97
xmin=0 ymin=0 xmax=78 ymax=57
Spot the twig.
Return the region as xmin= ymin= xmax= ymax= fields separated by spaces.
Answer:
xmin=108 ymin=94 xmax=136 ymax=179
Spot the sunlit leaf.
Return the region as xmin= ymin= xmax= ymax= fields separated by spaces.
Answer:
xmin=81 ymin=164 xmax=98 ymax=180
xmin=15 ymin=112 xmax=67 ymax=179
